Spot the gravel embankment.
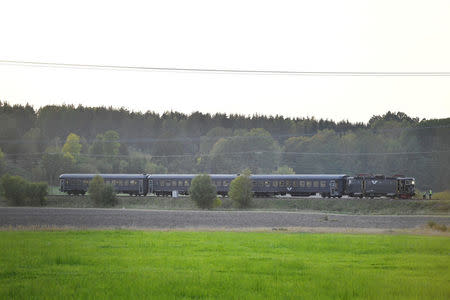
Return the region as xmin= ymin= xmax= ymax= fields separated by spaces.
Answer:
xmin=0 ymin=207 xmax=448 ymax=230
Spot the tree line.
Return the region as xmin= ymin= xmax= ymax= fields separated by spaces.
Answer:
xmin=0 ymin=102 xmax=449 ymax=191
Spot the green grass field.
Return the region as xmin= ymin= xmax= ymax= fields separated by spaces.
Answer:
xmin=0 ymin=231 xmax=449 ymax=299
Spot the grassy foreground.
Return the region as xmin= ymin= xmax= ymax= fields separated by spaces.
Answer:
xmin=0 ymin=231 xmax=449 ymax=299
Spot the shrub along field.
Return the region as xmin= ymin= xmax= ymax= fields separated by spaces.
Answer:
xmin=0 ymin=231 xmax=448 ymax=299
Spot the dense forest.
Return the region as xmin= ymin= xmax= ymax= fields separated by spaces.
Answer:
xmin=0 ymin=102 xmax=449 ymax=191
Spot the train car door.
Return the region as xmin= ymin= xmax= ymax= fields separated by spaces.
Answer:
xmin=139 ymin=180 xmax=143 ymax=195
xmin=329 ymin=180 xmax=336 ymax=196
xmin=362 ymin=179 xmax=366 ymax=196
xmin=60 ymin=179 xmax=64 ymax=192
xmin=149 ymin=179 xmax=153 ymax=194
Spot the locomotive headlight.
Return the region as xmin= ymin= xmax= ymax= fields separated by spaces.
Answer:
xmin=412 ymin=181 xmax=415 ymax=185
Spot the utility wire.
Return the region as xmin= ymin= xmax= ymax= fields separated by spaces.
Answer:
xmin=4 ymin=149 xmax=450 ymax=159
xmin=1 ymin=59 xmax=450 ymax=76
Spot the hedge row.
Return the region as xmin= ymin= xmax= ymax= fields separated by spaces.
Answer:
xmin=0 ymin=174 xmax=48 ymax=206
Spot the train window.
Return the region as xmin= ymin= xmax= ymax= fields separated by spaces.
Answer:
xmin=279 ymin=181 xmax=285 ymax=187
xmin=172 ymin=180 xmax=177 ymax=187
xmin=184 ymin=180 xmax=190 ymax=187
xmin=286 ymin=180 xmax=291 ymax=186
xmin=223 ymin=180 xmax=229 ymax=187
xmin=306 ymin=181 xmax=312 ymax=187
xmin=320 ymin=181 xmax=326 ymax=187
xmin=166 ymin=180 xmax=171 ymax=187
xmin=272 ymin=181 xmax=278 ymax=187
xmin=178 ymin=180 xmax=183 ymax=187
xmin=216 ymin=180 xmax=222 ymax=187
xmin=299 ymin=181 xmax=305 ymax=187
xmin=83 ymin=180 xmax=89 ymax=185
xmin=264 ymin=181 xmax=270 ymax=187
xmin=124 ymin=181 xmax=129 ymax=186
xmin=293 ymin=181 xmax=298 ymax=187
xmin=313 ymin=181 xmax=319 ymax=188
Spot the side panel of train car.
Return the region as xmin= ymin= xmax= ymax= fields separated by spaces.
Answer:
xmin=250 ymin=174 xmax=347 ymax=197
xmin=149 ymin=174 xmax=195 ymax=196
xmin=149 ymin=174 xmax=237 ymax=196
xmin=59 ymin=174 xmax=149 ymax=196
xmin=148 ymin=174 xmax=346 ymax=197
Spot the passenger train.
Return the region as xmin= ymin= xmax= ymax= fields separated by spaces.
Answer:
xmin=59 ymin=173 xmax=416 ymax=199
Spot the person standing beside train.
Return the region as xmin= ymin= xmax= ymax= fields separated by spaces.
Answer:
xmin=429 ymin=189 xmax=433 ymax=200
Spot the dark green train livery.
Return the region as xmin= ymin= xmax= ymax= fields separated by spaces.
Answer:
xmin=59 ymin=174 xmax=148 ymax=196
xmin=60 ymin=173 xmax=415 ymax=198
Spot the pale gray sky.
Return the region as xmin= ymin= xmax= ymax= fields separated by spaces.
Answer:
xmin=1 ymin=0 xmax=449 ymax=123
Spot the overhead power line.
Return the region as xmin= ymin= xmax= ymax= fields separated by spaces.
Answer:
xmin=0 ymin=125 xmax=448 ymax=144
xmin=4 ymin=149 xmax=450 ymax=159
xmin=1 ymin=59 xmax=450 ymax=76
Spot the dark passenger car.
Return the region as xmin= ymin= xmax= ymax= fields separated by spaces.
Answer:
xmin=59 ymin=174 xmax=149 ymax=196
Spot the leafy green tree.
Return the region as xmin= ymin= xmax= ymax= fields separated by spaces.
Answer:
xmin=199 ymin=127 xmax=232 ymax=154
xmin=209 ymin=128 xmax=281 ymax=173
xmin=189 ymin=174 xmax=216 ymax=209
xmin=88 ymin=175 xmax=117 ymax=207
xmin=274 ymin=165 xmax=295 ymax=174
xmin=229 ymin=172 xmax=253 ymax=208
xmin=103 ymin=130 xmax=121 ymax=155
xmin=145 ymin=161 xmax=168 ymax=174
xmin=62 ymin=133 xmax=82 ymax=161
xmin=19 ymin=128 xmax=43 ymax=170
xmin=90 ymin=133 xmax=104 ymax=155
xmin=41 ymin=148 xmax=74 ymax=185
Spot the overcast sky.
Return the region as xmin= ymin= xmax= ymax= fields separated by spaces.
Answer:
xmin=1 ymin=0 xmax=449 ymax=123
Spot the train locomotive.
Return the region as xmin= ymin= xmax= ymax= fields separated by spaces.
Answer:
xmin=59 ymin=173 xmax=415 ymax=199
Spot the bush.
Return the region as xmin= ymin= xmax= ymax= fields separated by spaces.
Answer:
xmin=0 ymin=174 xmax=48 ymax=206
xmin=427 ymin=221 xmax=447 ymax=232
xmin=88 ymin=175 xmax=118 ymax=207
xmin=213 ymin=197 xmax=222 ymax=208
xmin=189 ymin=174 xmax=216 ymax=209
xmin=1 ymin=174 xmax=27 ymax=206
xmin=229 ymin=174 xmax=253 ymax=208
xmin=26 ymin=182 xmax=48 ymax=206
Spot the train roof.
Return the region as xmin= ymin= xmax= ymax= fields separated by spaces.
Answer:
xmin=60 ymin=173 xmax=349 ymax=180
xmin=59 ymin=174 xmax=148 ymax=179
xmin=250 ymin=174 xmax=347 ymax=179
xmin=149 ymin=174 xmax=237 ymax=179
xmin=148 ymin=174 xmax=347 ymax=179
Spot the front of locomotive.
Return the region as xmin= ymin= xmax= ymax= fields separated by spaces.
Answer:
xmin=398 ymin=177 xmax=416 ymax=198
